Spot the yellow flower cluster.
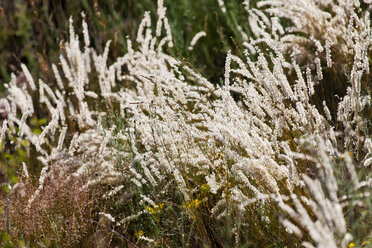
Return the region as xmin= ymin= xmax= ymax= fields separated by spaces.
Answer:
xmin=184 ymin=198 xmax=201 ymax=209
xmin=348 ymin=239 xmax=371 ymax=248
xmin=146 ymin=203 xmax=164 ymax=215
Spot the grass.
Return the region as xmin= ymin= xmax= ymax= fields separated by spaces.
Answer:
xmin=0 ymin=0 xmax=256 ymax=89
xmin=0 ymin=0 xmax=371 ymax=247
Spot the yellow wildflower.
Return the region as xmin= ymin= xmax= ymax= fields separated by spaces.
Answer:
xmin=146 ymin=206 xmax=156 ymax=214
xmin=362 ymin=239 xmax=370 ymax=246
xmin=146 ymin=203 xmax=164 ymax=215
xmin=184 ymin=198 xmax=201 ymax=209
xmin=348 ymin=242 xmax=355 ymax=248
xmin=135 ymin=230 xmax=144 ymax=238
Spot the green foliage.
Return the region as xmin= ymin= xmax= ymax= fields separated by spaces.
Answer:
xmin=0 ymin=231 xmax=14 ymax=248
xmin=0 ymin=116 xmax=47 ymax=186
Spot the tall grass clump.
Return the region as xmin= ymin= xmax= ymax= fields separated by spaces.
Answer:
xmin=0 ymin=0 xmax=371 ymax=247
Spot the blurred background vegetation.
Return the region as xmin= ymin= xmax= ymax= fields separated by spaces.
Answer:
xmin=0 ymin=0 xmax=254 ymax=91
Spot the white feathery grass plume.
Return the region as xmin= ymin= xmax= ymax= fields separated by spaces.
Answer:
xmin=6 ymin=74 xmax=34 ymax=116
xmin=52 ymin=63 xmax=64 ymax=90
xmin=21 ymin=64 xmax=36 ymax=91
xmin=248 ymin=0 xmax=371 ymax=75
xmin=22 ymin=162 xmax=29 ymax=178
xmin=99 ymin=212 xmax=115 ymax=223
xmin=277 ymin=135 xmax=369 ymax=247
xmin=188 ymin=31 xmax=206 ymax=51
xmin=0 ymin=120 xmax=7 ymax=149
xmin=57 ymin=126 xmax=67 ymax=151
xmin=19 ymin=110 xmax=32 ymax=137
